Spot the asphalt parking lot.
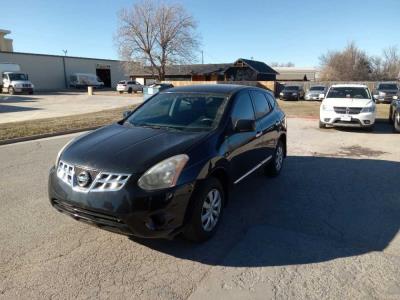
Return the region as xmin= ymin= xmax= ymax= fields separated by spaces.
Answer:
xmin=0 ymin=118 xmax=399 ymax=299
xmin=0 ymin=91 xmax=142 ymax=124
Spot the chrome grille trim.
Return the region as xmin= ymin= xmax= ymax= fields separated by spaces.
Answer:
xmin=56 ymin=161 xmax=131 ymax=193
xmin=334 ymin=107 xmax=363 ymax=115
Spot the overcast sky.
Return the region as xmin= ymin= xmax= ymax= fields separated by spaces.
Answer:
xmin=2 ymin=0 xmax=400 ymax=67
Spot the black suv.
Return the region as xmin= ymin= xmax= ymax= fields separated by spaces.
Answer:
xmin=49 ymin=85 xmax=287 ymax=242
xmin=279 ymin=85 xmax=305 ymax=101
xmin=373 ymin=82 xmax=400 ymax=104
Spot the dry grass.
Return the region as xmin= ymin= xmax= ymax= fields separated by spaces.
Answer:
xmin=0 ymin=105 xmax=137 ymax=141
xmin=278 ymin=100 xmax=390 ymax=120
xmin=0 ymin=100 xmax=391 ymax=142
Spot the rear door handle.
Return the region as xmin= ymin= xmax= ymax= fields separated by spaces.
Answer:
xmin=255 ymin=131 xmax=263 ymax=138
xmin=275 ymin=121 xmax=280 ymax=127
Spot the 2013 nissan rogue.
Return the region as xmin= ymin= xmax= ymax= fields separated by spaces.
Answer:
xmin=48 ymin=85 xmax=287 ymax=242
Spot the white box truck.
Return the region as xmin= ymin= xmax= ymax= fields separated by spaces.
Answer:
xmin=0 ymin=63 xmax=35 ymax=95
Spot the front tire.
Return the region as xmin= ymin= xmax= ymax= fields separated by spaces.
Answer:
xmin=394 ymin=112 xmax=400 ymax=133
xmin=183 ymin=177 xmax=224 ymax=242
xmin=265 ymin=140 xmax=285 ymax=177
xmin=8 ymin=87 xmax=14 ymax=95
xmin=319 ymin=121 xmax=326 ymax=129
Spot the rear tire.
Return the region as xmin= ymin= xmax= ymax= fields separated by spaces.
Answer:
xmin=128 ymin=88 xmax=133 ymax=94
xmin=265 ymin=140 xmax=284 ymax=177
xmin=183 ymin=177 xmax=224 ymax=242
xmin=118 ymin=91 xmax=123 ymax=94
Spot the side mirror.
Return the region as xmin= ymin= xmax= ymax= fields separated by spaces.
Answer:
xmin=234 ymin=119 xmax=256 ymax=133
xmin=319 ymin=94 xmax=325 ymax=99
xmin=123 ymin=110 xmax=132 ymax=119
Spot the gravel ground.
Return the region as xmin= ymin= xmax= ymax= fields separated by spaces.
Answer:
xmin=0 ymin=118 xmax=399 ymax=299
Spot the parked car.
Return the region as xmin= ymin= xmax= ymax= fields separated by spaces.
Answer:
xmin=69 ymin=73 xmax=104 ymax=89
xmin=373 ymin=82 xmax=399 ymax=104
xmin=305 ymin=85 xmax=327 ymax=101
xmin=319 ymin=84 xmax=376 ymax=131
xmin=49 ymin=85 xmax=287 ymax=242
xmin=279 ymin=85 xmax=305 ymax=100
xmin=116 ymin=80 xmax=143 ymax=94
xmin=389 ymin=95 xmax=400 ymax=133
xmin=143 ymin=83 xmax=174 ymax=100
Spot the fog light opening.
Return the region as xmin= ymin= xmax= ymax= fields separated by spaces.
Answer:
xmin=364 ymin=120 xmax=370 ymax=125
xmin=324 ymin=118 xmax=330 ymax=122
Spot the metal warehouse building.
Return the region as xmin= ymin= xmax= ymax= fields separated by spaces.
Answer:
xmin=0 ymin=51 xmax=126 ymax=90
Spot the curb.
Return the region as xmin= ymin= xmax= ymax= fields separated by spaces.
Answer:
xmin=0 ymin=127 xmax=100 ymax=146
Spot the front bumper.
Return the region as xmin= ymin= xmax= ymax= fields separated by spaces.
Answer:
xmin=305 ymin=94 xmax=322 ymax=101
xmin=376 ymin=96 xmax=397 ymax=103
xmin=279 ymin=94 xmax=299 ymax=100
xmin=320 ymin=110 xmax=376 ymax=128
xmin=48 ymin=166 xmax=195 ymax=239
xmin=14 ymin=87 xmax=33 ymax=93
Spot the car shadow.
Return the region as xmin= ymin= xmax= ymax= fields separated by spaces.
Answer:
xmin=0 ymin=95 xmax=38 ymax=103
xmin=130 ymin=156 xmax=400 ymax=267
xmin=0 ymin=104 xmax=41 ymax=113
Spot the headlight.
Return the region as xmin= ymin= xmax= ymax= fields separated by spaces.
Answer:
xmin=279 ymin=92 xmax=283 ymax=96
xmin=361 ymin=105 xmax=375 ymax=113
xmin=379 ymin=91 xmax=386 ymax=96
xmin=292 ymin=93 xmax=297 ymax=96
xmin=138 ymin=154 xmax=189 ymax=191
xmin=322 ymin=104 xmax=333 ymax=111
xmin=14 ymin=84 xmax=22 ymax=88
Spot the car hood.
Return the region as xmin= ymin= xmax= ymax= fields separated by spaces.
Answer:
xmin=323 ymin=98 xmax=374 ymax=107
xmin=61 ymin=123 xmax=208 ymax=174
xmin=12 ymin=80 xmax=32 ymax=85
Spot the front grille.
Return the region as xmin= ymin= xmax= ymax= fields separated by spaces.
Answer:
xmin=334 ymin=107 xmax=363 ymax=115
xmin=22 ymin=84 xmax=31 ymax=88
xmin=56 ymin=161 xmax=131 ymax=192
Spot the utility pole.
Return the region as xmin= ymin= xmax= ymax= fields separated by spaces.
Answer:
xmin=62 ymin=50 xmax=68 ymax=89
xmin=201 ymin=50 xmax=204 ymax=64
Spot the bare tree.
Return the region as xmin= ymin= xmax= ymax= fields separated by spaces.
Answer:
xmin=319 ymin=42 xmax=371 ymax=81
xmin=116 ymin=0 xmax=200 ymax=81
xmin=382 ymin=46 xmax=400 ymax=80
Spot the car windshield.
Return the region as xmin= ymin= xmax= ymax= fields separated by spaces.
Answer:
xmin=378 ymin=84 xmax=398 ymax=90
xmin=327 ymin=87 xmax=370 ymax=99
xmin=125 ymin=92 xmax=229 ymax=132
xmin=283 ymin=86 xmax=299 ymax=91
xmin=9 ymin=73 xmax=28 ymax=81
xmin=310 ymin=86 xmax=325 ymax=91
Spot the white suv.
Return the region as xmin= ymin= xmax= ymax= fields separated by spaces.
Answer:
xmin=116 ymin=80 xmax=143 ymax=94
xmin=319 ymin=84 xmax=376 ymax=131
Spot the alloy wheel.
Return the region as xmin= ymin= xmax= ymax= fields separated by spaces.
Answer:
xmin=275 ymin=144 xmax=284 ymax=171
xmin=201 ymin=189 xmax=222 ymax=232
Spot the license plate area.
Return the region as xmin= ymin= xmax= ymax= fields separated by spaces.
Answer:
xmin=340 ymin=115 xmax=352 ymax=121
